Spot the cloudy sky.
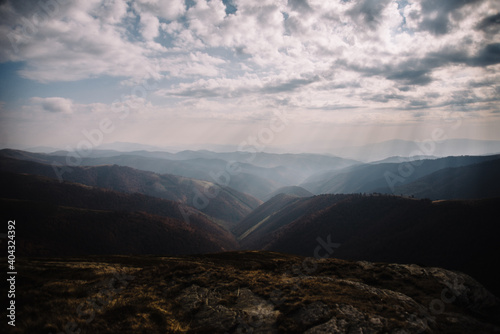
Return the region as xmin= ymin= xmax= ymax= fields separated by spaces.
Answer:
xmin=0 ymin=0 xmax=499 ymax=153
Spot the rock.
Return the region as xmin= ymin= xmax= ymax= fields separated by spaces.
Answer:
xmin=292 ymin=301 xmax=332 ymax=327
xmin=170 ymin=256 xmax=500 ymax=333
xmin=304 ymin=304 xmax=427 ymax=334
xmin=175 ymin=284 xmax=210 ymax=312
xmin=194 ymin=304 xmax=239 ymax=332
xmin=233 ymin=288 xmax=279 ymax=333
xmin=176 ymin=285 xmax=279 ymax=333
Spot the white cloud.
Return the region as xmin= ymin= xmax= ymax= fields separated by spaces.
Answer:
xmin=1 ymin=0 xmax=499 ymax=149
xmin=31 ymin=97 xmax=74 ymax=114
xmin=139 ymin=11 xmax=160 ymax=41
xmin=0 ymin=0 xmax=160 ymax=82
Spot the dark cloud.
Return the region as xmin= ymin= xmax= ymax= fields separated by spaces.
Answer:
xmin=365 ymin=93 xmax=406 ymax=103
xmin=335 ymin=58 xmax=435 ymax=86
xmin=387 ymin=69 xmax=433 ymax=86
xmin=338 ymin=41 xmax=500 ymax=88
xmin=408 ymin=100 xmax=428 ymax=108
xmin=169 ymin=75 xmax=321 ymax=99
xmin=311 ymin=104 xmax=360 ymax=111
xmin=476 ymin=13 xmax=500 ymax=34
xmin=347 ymin=0 xmax=392 ymax=29
xmin=265 ymin=76 xmax=320 ymax=94
xmin=287 ymin=0 xmax=312 ymax=13
xmin=468 ymin=79 xmax=496 ymax=88
xmin=426 ymin=92 xmax=440 ymax=99
xmin=467 ymin=43 xmax=500 ymax=66
xmin=171 ymin=88 xmax=224 ymax=98
xmin=418 ymin=0 xmax=485 ymax=35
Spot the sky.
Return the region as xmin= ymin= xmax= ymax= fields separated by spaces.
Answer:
xmin=0 ymin=0 xmax=499 ymax=153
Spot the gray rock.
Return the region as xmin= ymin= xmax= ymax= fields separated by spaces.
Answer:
xmin=292 ymin=301 xmax=332 ymax=327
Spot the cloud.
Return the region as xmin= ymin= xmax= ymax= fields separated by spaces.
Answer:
xmin=347 ymin=0 xmax=392 ymax=29
xmin=476 ymin=12 xmax=500 ymax=33
xmin=0 ymin=0 xmax=160 ymax=81
xmin=31 ymin=97 xmax=73 ymax=113
xmin=139 ymin=12 xmax=160 ymax=41
xmin=0 ymin=0 xmax=499 ymax=137
xmin=468 ymin=43 xmax=500 ymax=66
xmin=134 ymin=0 xmax=185 ymax=21
xmin=287 ymin=0 xmax=313 ymax=13
xmin=159 ymin=52 xmax=226 ymax=78
xmin=161 ymin=72 xmax=322 ymax=99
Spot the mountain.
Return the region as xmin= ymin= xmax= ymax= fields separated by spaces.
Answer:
xmin=393 ymin=158 xmax=500 ymax=200
xmin=237 ymin=194 xmax=500 ymax=297
xmin=0 ymin=172 xmax=239 ymax=255
xmin=301 ymin=154 xmax=500 ymax=195
xmin=3 ymin=198 xmax=238 ymax=256
xmin=263 ymin=186 xmax=314 ymax=201
xmin=0 ymin=148 xmax=360 ymax=200
xmin=23 ymin=145 xmax=62 ymax=153
xmin=368 ymin=155 xmax=437 ymax=164
xmin=1 ymin=171 xmax=209 ymax=222
xmin=234 ymin=194 xmax=350 ymax=250
xmin=331 ymin=139 xmax=500 ymax=162
xmin=0 ymin=156 xmax=261 ymax=226
xmin=12 ymin=252 xmax=500 ymax=333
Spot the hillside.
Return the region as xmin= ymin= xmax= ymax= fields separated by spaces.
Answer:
xmin=393 ymin=158 xmax=500 ymax=199
xmin=0 ymin=156 xmax=261 ymax=225
xmin=0 ymin=172 xmax=217 ymax=225
xmin=301 ymin=154 xmax=500 ymax=195
xmin=234 ymin=195 xmax=352 ymax=250
xmin=7 ymin=252 xmax=499 ymax=333
xmin=263 ymin=186 xmax=314 ymax=201
xmin=241 ymin=194 xmax=500 ymax=297
xmin=2 ymin=198 xmax=238 ymax=256
xmin=0 ymin=149 xmax=359 ymax=200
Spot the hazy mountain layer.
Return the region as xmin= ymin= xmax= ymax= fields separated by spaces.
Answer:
xmin=393 ymin=158 xmax=500 ymax=199
xmin=262 ymin=185 xmax=314 ymax=201
xmin=301 ymin=154 xmax=500 ymax=195
xmin=0 ymin=156 xmax=261 ymax=225
xmin=0 ymin=149 xmax=360 ymax=200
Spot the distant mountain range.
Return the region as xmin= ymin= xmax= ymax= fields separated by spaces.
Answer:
xmin=20 ymin=138 xmax=500 ymax=161
xmin=0 ymin=155 xmax=261 ymax=226
xmin=0 ymin=148 xmax=360 ymax=200
xmin=394 ymin=158 xmax=500 ymax=200
xmin=301 ymin=154 xmax=500 ymax=197
xmin=330 ymin=138 xmax=500 ymax=162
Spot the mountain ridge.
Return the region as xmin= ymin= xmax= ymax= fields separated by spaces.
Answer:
xmin=0 ymin=155 xmax=261 ymax=225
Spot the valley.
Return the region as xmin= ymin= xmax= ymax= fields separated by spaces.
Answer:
xmin=2 ymin=148 xmax=500 ymax=333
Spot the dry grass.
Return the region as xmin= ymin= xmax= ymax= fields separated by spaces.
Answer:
xmin=3 ymin=252 xmax=498 ymax=334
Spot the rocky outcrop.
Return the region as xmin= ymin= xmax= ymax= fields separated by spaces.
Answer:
xmin=176 ymin=285 xmax=279 ymax=333
xmin=165 ymin=255 xmax=500 ymax=333
xmin=13 ymin=252 xmax=500 ymax=334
